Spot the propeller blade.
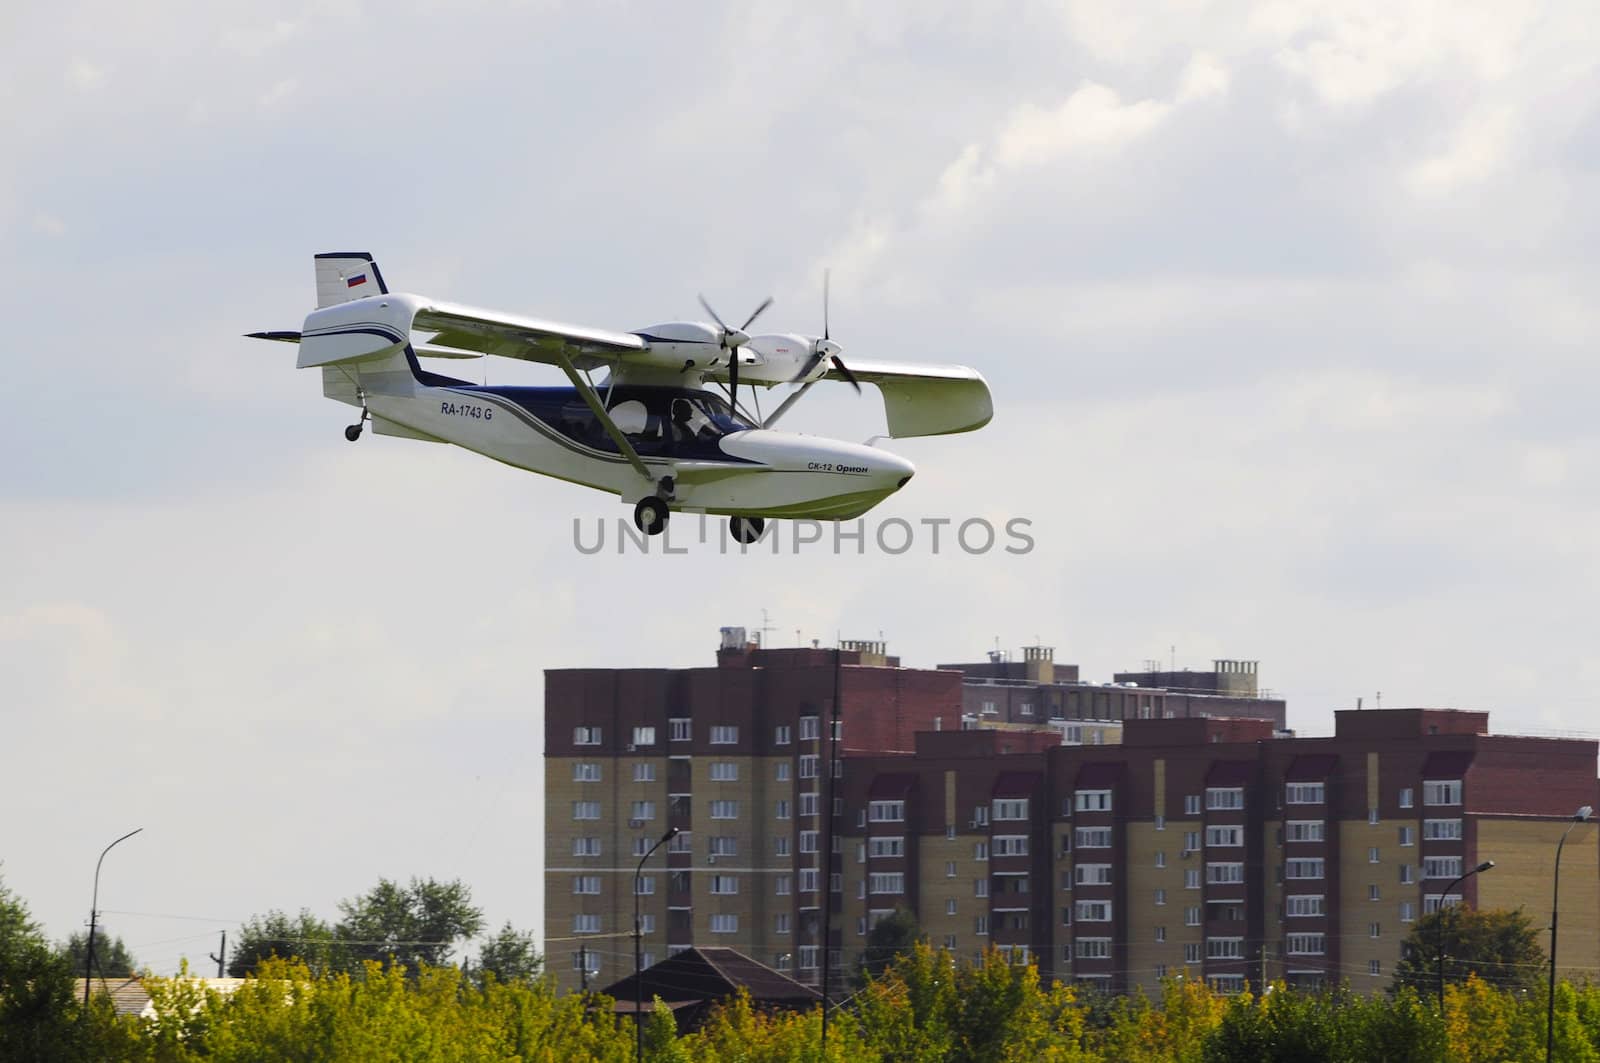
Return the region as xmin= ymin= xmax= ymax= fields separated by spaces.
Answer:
xmin=739 ymin=295 xmax=774 ymax=333
xmin=790 ymin=350 xmax=823 ymax=385
xmin=698 ymin=294 xmax=730 ymax=335
xmin=831 ymin=353 xmax=862 ymax=394
xmin=822 ymin=269 xmax=830 ymax=341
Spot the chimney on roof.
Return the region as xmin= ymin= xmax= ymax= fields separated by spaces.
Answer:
xmin=1024 ymin=645 xmax=1055 ymax=685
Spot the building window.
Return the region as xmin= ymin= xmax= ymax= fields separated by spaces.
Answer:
xmin=1075 ymin=790 xmax=1113 ymax=813
xmin=993 ymin=798 xmax=1030 ymax=821
xmin=1206 ymin=937 xmax=1244 ymax=960
xmin=775 ymin=799 xmax=791 ymax=820
xmin=1424 ymin=894 xmax=1463 ymax=915
xmin=981 ymin=700 xmax=997 ymax=716
xmin=669 ymin=718 xmax=691 ymax=742
xmin=974 ymin=842 xmax=989 ymax=861
xmin=1185 ymin=906 xmax=1201 ymax=927
xmin=774 ymin=724 xmax=791 ymax=745
xmin=573 ymin=726 xmax=602 ymax=746
xmin=869 ymin=800 xmax=906 ymax=822
xmin=1184 ymin=869 xmax=1202 ymax=890
xmin=708 ymin=836 xmax=737 ymax=858
xmin=1400 ymin=901 xmax=1416 ymax=923
xmin=1285 ymin=820 xmax=1324 ymax=843
xmin=1369 ymin=808 xmax=1380 ymax=825
xmin=1423 ymin=819 xmax=1463 ymax=841
xmin=1398 ymin=826 xmax=1414 ymax=846
xmin=1369 ymin=922 xmax=1382 ymax=939
xmin=709 ymin=800 xmax=739 ymax=819
xmin=1155 ymin=851 xmax=1167 ymax=869
xmin=1206 ymin=862 xmax=1245 ymax=885
xmin=798 ymin=715 xmax=820 ymax=741
xmin=975 ymin=916 xmax=989 ymax=936
xmin=776 ymin=762 xmax=791 ymax=782
xmin=869 ymin=837 xmax=905 ymax=858
xmin=1424 ymin=856 xmax=1464 ymax=879
xmin=709 ymin=725 xmax=738 ymax=745
xmin=709 ymin=874 xmax=739 ymax=895
xmin=572 ymin=837 xmax=601 ymax=857
xmin=1369 ymin=959 xmax=1382 ymax=976
xmin=1184 ymin=942 xmax=1202 ymax=963
xmin=799 ymin=869 xmax=819 ymax=893
xmin=629 ymin=726 xmax=655 ymax=748
xmin=1286 ymin=933 xmax=1326 ymax=955
xmin=975 ymin=879 xmax=989 ymax=898
xmin=1400 ymin=864 xmax=1415 ymax=885
xmin=1154 ymin=888 xmax=1167 ymax=906
xmin=1399 ymin=787 xmax=1414 ymax=808
xmin=1075 ymin=864 xmax=1113 ymax=886
xmin=633 ymin=763 xmax=655 ymax=783
xmin=993 ymin=836 xmax=1029 ymax=857
xmin=1075 ymin=900 xmax=1113 ymax=922
xmin=946 ymin=861 xmax=957 ymax=878
xmin=797 ymin=946 xmax=818 ymax=969
xmin=1074 ymin=827 xmax=1113 ymax=849
xmin=1206 ymin=787 xmax=1244 ymax=811
xmin=945 ymin=935 xmax=958 ymax=950
xmin=638 ymin=914 xmax=655 ymax=934
xmin=799 ymin=755 xmax=819 ymax=779
xmin=1285 ymin=858 xmax=1325 ymax=880
xmin=1369 ymin=847 xmax=1381 ymax=863
xmin=1206 ymin=826 xmax=1244 ymax=847
xmin=775 ymin=875 xmax=791 ymax=896
xmin=1155 ymin=926 xmax=1166 ymax=942
xmin=799 ymin=792 xmax=820 ymax=817
xmin=946 ymin=899 xmax=957 ymax=916
xmin=1184 ymin=794 xmax=1202 ymax=816
xmin=1285 ymin=782 xmax=1325 ymax=805
xmin=709 ymin=762 xmax=739 ymax=782
xmin=631 ymin=800 xmax=656 ymax=821
xmin=572 ymin=801 xmax=601 ymax=821
xmin=634 ymin=876 xmax=654 ymax=895
xmin=571 ymin=876 xmax=601 ymax=895
xmin=1423 ymin=780 xmax=1462 ymax=806
xmin=572 ymin=762 xmax=601 ymax=783
xmin=1075 ymin=937 xmax=1111 ymax=959
xmin=710 ymin=914 xmax=738 ymax=934
xmin=1183 ymin=830 xmax=1201 ymax=853
xmin=572 ymin=951 xmax=600 ymax=976
xmin=974 ymin=806 xmax=990 ymax=826
xmin=1369 ymin=884 xmax=1381 ymax=901
xmin=869 ymin=873 xmax=905 ymax=894
xmin=1286 ymin=894 xmax=1324 ymax=917
xmin=799 ymin=831 xmax=818 ymax=853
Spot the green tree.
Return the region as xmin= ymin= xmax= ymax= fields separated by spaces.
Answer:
xmin=0 ymin=872 xmax=103 ymax=1061
xmin=1392 ymin=905 xmax=1545 ymax=996
xmin=228 ymin=907 xmax=344 ymax=977
xmin=335 ymin=876 xmax=485 ymax=973
xmin=472 ymin=921 xmax=543 ymax=986
xmin=855 ymin=906 xmax=922 ymax=985
xmin=59 ymin=929 xmax=138 ymax=978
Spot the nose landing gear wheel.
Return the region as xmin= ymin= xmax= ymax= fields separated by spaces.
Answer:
xmin=634 ymin=497 xmax=669 ymax=536
xmin=730 ymin=516 xmax=765 ymax=545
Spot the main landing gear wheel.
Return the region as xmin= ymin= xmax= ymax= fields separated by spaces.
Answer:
xmin=344 ymin=423 xmax=363 ymax=442
xmin=730 ymin=516 xmax=765 ymax=545
xmin=634 ymin=497 xmax=669 ymax=536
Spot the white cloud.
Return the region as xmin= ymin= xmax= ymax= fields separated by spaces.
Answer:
xmin=66 ymin=58 xmax=106 ymax=91
xmin=993 ymin=83 xmax=1171 ymax=169
xmin=1176 ymin=52 xmax=1231 ymax=103
xmin=1406 ymin=105 xmax=1515 ymax=195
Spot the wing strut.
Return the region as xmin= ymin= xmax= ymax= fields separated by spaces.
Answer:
xmin=760 ymin=381 xmax=816 ymax=430
xmin=554 ymin=351 xmax=652 ymax=482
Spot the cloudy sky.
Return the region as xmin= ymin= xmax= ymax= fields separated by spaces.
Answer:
xmin=3 ymin=1 xmax=1599 ymax=975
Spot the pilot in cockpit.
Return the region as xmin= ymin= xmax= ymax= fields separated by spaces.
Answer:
xmin=671 ymin=398 xmax=715 ymax=444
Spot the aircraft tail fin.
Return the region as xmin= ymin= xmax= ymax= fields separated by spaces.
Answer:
xmin=314 ymin=252 xmax=388 ymax=308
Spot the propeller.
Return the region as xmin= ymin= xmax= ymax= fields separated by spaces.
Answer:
xmin=698 ymin=293 xmax=772 ymax=401
xmin=791 ymin=269 xmax=861 ymax=393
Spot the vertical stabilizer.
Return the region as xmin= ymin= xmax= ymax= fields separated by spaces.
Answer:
xmin=314 ymin=252 xmax=388 ymax=308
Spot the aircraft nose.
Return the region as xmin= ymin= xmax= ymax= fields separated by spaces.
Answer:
xmin=882 ymin=451 xmax=916 ymax=490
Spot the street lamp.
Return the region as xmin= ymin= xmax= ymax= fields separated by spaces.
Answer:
xmin=635 ymin=825 xmax=679 ymax=1061
xmin=1435 ymin=859 xmax=1494 ymax=1011
xmin=84 ymin=828 xmax=142 ymax=1010
xmin=1546 ymin=805 xmax=1592 ymax=1063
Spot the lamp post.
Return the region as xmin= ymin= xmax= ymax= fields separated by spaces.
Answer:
xmin=635 ymin=825 xmax=678 ymax=1061
xmin=1435 ymin=859 xmax=1494 ymax=1011
xmin=1546 ymin=805 xmax=1592 ymax=1063
xmin=84 ymin=828 xmax=142 ymax=1010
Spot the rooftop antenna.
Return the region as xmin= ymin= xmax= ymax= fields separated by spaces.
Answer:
xmin=1376 ymin=691 xmax=1382 ymax=709
xmin=1170 ymin=645 xmax=1176 ymax=672
xmin=760 ymin=608 xmax=776 ymax=647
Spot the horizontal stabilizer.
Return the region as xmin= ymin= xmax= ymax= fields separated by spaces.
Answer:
xmin=246 ymin=330 xmax=302 ymax=343
xmin=839 ymin=359 xmax=994 ymax=437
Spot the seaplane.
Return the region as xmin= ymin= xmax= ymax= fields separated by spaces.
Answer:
xmin=251 ymin=252 xmax=992 ymax=543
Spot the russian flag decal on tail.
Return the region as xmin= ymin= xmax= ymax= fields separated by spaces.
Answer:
xmin=346 ymin=273 xmax=368 ymax=288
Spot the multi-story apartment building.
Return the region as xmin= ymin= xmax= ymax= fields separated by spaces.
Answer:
xmin=837 ymin=708 xmax=1600 ymax=996
xmin=545 ymin=632 xmax=1288 ymax=993
xmin=545 ymin=633 xmax=1596 ymax=997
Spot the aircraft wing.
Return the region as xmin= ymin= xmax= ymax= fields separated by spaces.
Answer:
xmin=829 ymin=359 xmax=994 ymax=438
xmin=413 ymin=300 xmax=646 ymax=371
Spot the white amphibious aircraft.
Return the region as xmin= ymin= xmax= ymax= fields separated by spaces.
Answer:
xmin=252 ymin=252 xmax=992 ymax=542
